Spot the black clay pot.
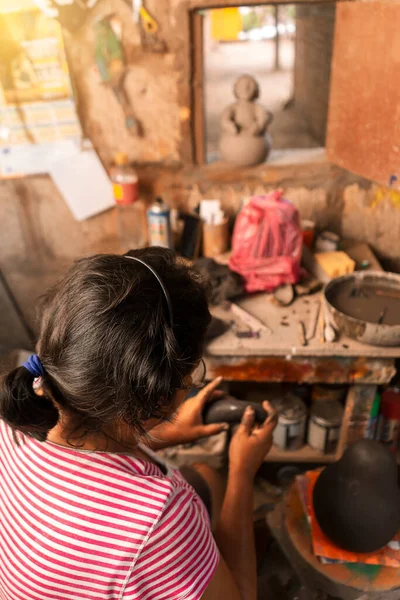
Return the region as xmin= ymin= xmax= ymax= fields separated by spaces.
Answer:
xmin=203 ymin=397 xmax=267 ymax=426
xmin=313 ymin=440 xmax=400 ymax=553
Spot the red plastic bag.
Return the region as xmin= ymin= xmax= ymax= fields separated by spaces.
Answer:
xmin=229 ymin=190 xmax=302 ymax=293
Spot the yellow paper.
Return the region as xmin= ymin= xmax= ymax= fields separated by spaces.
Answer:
xmin=0 ymin=2 xmax=82 ymax=174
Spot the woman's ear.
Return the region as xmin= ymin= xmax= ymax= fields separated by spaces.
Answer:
xmin=33 ymin=379 xmax=45 ymax=396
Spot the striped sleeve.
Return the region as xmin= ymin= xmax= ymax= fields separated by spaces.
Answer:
xmin=124 ymin=486 xmax=219 ymax=600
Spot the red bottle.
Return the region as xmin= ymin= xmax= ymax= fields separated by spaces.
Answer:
xmin=378 ymin=388 xmax=400 ymax=453
xmin=111 ymin=153 xmax=138 ymax=206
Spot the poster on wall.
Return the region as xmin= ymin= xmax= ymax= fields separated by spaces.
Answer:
xmin=0 ymin=0 xmax=82 ymax=176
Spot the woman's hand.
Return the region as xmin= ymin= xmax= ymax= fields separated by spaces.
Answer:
xmin=228 ymin=401 xmax=277 ymax=481
xmin=148 ymin=377 xmax=228 ymax=450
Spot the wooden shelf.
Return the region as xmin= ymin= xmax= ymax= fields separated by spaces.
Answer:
xmin=265 ymin=444 xmax=337 ymax=464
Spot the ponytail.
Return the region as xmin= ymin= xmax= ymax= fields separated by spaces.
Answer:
xmin=0 ymin=367 xmax=59 ymax=438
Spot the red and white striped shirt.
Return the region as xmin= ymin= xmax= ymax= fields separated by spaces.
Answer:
xmin=0 ymin=420 xmax=219 ymax=600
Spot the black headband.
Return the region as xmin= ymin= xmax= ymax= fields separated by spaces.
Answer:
xmin=125 ymin=256 xmax=173 ymax=326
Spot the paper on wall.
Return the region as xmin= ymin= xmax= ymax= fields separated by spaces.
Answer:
xmin=0 ymin=139 xmax=79 ymax=177
xmin=0 ymin=4 xmax=82 ymax=175
xmin=49 ymin=148 xmax=115 ymax=221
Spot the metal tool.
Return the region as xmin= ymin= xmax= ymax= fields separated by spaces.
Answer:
xmin=298 ymin=321 xmax=308 ymax=346
xmin=130 ymin=0 xmax=157 ymax=31
xmin=229 ymin=302 xmax=271 ymax=335
xmin=126 ymin=0 xmax=166 ymax=52
xmin=322 ymin=303 xmax=337 ymax=343
xmin=231 ymin=322 xmax=260 ymax=339
xmin=378 ymin=308 xmax=388 ymax=325
xmin=140 ymin=5 xmax=158 ymax=33
xmin=319 ymin=302 xmax=336 ymax=344
xmin=306 ymin=300 xmax=321 ymax=342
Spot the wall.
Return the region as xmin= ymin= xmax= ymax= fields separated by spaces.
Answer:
xmin=1 ymin=0 xmax=400 ymax=347
xmin=294 ymin=3 xmax=336 ymax=144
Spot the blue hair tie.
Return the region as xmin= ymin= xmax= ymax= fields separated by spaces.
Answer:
xmin=23 ymin=354 xmax=44 ymax=378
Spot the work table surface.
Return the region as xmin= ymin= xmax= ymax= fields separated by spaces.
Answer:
xmin=208 ymin=293 xmax=400 ymax=359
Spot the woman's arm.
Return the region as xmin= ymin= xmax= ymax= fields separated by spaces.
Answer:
xmin=203 ymin=404 xmax=276 ymax=600
xmin=210 ymin=471 xmax=257 ymax=599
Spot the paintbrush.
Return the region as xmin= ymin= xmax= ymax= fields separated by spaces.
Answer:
xmin=378 ymin=308 xmax=388 ymax=324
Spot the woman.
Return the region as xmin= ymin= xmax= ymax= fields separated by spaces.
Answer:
xmin=0 ymin=248 xmax=275 ymax=600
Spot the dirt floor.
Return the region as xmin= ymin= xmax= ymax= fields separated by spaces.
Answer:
xmin=204 ymin=39 xmax=321 ymax=162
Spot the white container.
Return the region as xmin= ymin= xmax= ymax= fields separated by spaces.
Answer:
xmin=315 ymin=231 xmax=340 ymax=253
xmin=308 ymin=400 xmax=344 ymax=454
xmin=272 ymin=395 xmax=307 ymax=451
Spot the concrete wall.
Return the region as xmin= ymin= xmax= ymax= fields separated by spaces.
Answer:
xmin=1 ymin=0 xmax=400 ymax=345
xmin=294 ymin=3 xmax=336 ymax=145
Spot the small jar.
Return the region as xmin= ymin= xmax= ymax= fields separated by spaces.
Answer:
xmin=272 ymin=395 xmax=307 ymax=451
xmin=308 ymin=400 xmax=344 ymax=454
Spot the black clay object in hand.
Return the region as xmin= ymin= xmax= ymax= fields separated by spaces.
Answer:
xmin=313 ymin=440 xmax=400 ymax=553
xmin=203 ymin=396 xmax=268 ymax=425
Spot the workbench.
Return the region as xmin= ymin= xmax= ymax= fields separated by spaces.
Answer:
xmin=205 ymin=292 xmax=398 ymax=464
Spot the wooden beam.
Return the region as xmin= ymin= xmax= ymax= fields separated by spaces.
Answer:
xmin=205 ymin=355 xmax=396 ymax=385
xmin=191 ymin=10 xmax=206 ymax=165
xmin=188 ymin=0 xmax=350 ymax=8
xmin=274 ymin=6 xmax=280 ymax=71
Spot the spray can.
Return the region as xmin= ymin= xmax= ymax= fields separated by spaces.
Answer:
xmin=147 ymin=197 xmax=173 ymax=248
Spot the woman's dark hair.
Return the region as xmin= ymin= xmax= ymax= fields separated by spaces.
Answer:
xmin=0 ymin=248 xmax=211 ymax=441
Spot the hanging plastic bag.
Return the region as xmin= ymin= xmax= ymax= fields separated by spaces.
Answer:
xmin=229 ymin=190 xmax=302 ymax=293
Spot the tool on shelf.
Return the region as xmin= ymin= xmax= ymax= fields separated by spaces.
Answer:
xmin=298 ymin=321 xmax=308 ymax=346
xmin=322 ymin=303 xmax=337 ymax=343
xmin=139 ymin=5 xmax=158 ymax=34
xmin=306 ymin=300 xmax=321 ymax=342
xmin=231 ymin=322 xmax=260 ymax=339
xmin=125 ymin=0 xmax=167 ymax=52
xmin=229 ymin=302 xmax=272 ymax=335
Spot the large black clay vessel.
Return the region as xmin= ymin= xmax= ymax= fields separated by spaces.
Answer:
xmin=203 ymin=397 xmax=267 ymax=426
xmin=313 ymin=440 xmax=400 ymax=553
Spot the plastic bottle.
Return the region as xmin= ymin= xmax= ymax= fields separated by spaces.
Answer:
xmin=111 ymin=152 xmax=138 ymax=206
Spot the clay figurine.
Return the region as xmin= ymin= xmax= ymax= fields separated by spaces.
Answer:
xmin=313 ymin=440 xmax=400 ymax=553
xmin=219 ymin=74 xmax=273 ymax=167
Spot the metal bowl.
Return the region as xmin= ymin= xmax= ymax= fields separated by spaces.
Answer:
xmin=324 ymin=271 xmax=400 ymax=347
